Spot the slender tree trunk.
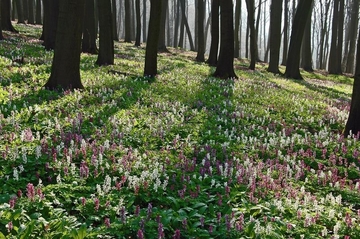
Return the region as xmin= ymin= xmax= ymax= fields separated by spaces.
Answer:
xmin=35 ymin=0 xmax=41 ymax=24
xmin=245 ymin=0 xmax=257 ymax=70
xmin=144 ymin=0 xmax=162 ymax=77
xmin=345 ymin=0 xmax=359 ymax=74
xmin=180 ymin=0 xmax=195 ymax=51
xmin=335 ymin=0 xmax=344 ymax=74
xmin=318 ymin=0 xmax=330 ymax=69
xmin=96 ymin=0 xmax=114 ymax=66
xmin=234 ymin=0 xmax=241 ymax=58
xmin=112 ymin=0 xmax=119 ymax=40
xmin=267 ymin=0 xmax=283 ymax=73
xmin=135 ymin=0 xmax=141 ymax=46
xmin=1 ymin=0 xmax=17 ymax=32
xmin=213 ymin=0 xmax=237 ymax=79
xmin=142 ymin=0 xmax=146 ymax=42
xmin=28 ymin=0 xmax=34 ymax=24
xmin=82 ymin=0 xmax=98 ymax=54
xmin=15 ymin=0 xmax=24 ymax=23
xmin=196 ymin=0 xmax=205 ymax=62
xmin=207 ymin=0 xmax=219 ymax=66
xmin=158 ymin=0 xmax=168 ymax=52
xmin=44 ymin=0 xmax=85 ymax=90
xmin=281 ymin=0 xmax=289 ymax=65
xmin=328 ymin=0 xmax=340 ymax=74
xmin=300 ymin=2 xmax=313 ymax=72
xmin=173 ymin=0 xmax=180 ymax=47
xmin=284 ymin=0 xmax=313 ymax=79
xmin=124 ymin=0 xmax=131 ymax=42
xmin=254 ymin=0 xmax=261 ymax=61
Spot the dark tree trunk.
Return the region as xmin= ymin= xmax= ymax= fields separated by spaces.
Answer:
xmin=135 ymin=0 xmax=141 ymax=46
xmin=318 ymin=0 xmax=330 ymax=69
xmin=254 ymin=0 xmax=261 ymax=61
xmin=195 ymin=0 xmax=205 ymax=62
xmin=179 ymin=0 xmax=195 ymax=51
xmin=15 ymin=0 xmax=24 ymax=23
xmin=44 ymin=0 xmax=85 ymax=90
xmin=245 ymin=0 xmax=256 ymax=70
xmin=173 ymin=0 xmax=180 ymax=47
xmin=284 ymin=0 xmax=313 ymax=79
xmin=267 ymin=0 xmax=283 ymax=74
xmin=281 ymin=0 xmax=289 ymax=65
xmin=96 ymin=0 xmax=114 ymax=66
xmin=178 ymin=0 xmax=185 ymax=48
xmin=23 ymin=0 xmax=28 ymax=20
xmin=28 ymin=0 xmax=35 ymax=24
xmin=328 ymin=0 xmax=340 ymax=74
xmin=158 ymin=0 xmax=168 ymax=52
xmin=335 ymin=0 xmax=345 ymax=74
xmin=213 ymin=0 xmax=237 ymax=79
xmin=207 ymin=0 xmax=219 ymax=66
xmin=124 ymin=0 xmax=131 ymax=42
xmin=142 ymin=0 xmax=146 ymax=42
xmin=344 ymin=27 xmax=360 ymax=136
xmin=43 ymin=0 xmax=59 ymax=50
xmin=300 ymin=2 xmax=313 ymax=72
xmin=0 ymin=0 xmax=3 ymax=40
xmin=234 ymin=0 xmax=241 ymax=58
xmin=345 ymin=0 xmax=359 ymax=74
xmin=112 ymin=0 xmax=119 ymax=41
xmin=35 ymin=0 xmax=41 ymax=24
xmin=144 ymin=0 xmax=162 ymax=77
xmin=82 ymin=0 xmax=98 ymax=54
xmin=1 ymin=0 xmax=17 ymax=32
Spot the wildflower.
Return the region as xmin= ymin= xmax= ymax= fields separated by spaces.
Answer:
xmin=147 ymin=203 xmax=152 ymax=219
xmin=94 ymin=198 xmax=100 ymax=212
xmin=173 ymin=229 xmax=181 ymax=239
xmin=182 ymin=219 xmax=187 ymax=229
xmin=137 ymin=229 xmax=144 ymax=239
xmin=209 ymin=225 xmax=213 ymax=234
xmin=9 ymin=197 xmax=16 ymax=209
xmin=104 ymin=217 xmax=111 ymax=228
xmin=158 ymin=223 xmax=164 ymax=239
xmin=81 ymin=197 xmax=86 ymax=206
xmin=7 ymin=221 xmax=13 ymax=232
xmin=200 ymin=217 xmax=204 ymax=227
xmin=26 ymin=183 xmax=35 ymax=201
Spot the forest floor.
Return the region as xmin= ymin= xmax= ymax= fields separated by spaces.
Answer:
xmin=0 ymin=23 xmax=359 ymax=238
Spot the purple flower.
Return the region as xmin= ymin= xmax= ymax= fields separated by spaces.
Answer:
xmin=104 ymin=217 xmax=111 ymax=228
xmin=173 ymin=229 xmax=181 ymax=239
xmin=158 ymin=223 xmax=164 ymax=239
xmin=26 ymin=183 xmax=35 ymax=201
xmin=137 ymin=229 xmax=144 ymax=239
xmin=94 ymin=198 xmax=100 ymax=212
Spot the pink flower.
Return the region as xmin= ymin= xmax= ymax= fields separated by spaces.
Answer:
xmin=7 ymin=221 xmax=13 ymax=232
xmin=94 ymin=198 xmax=100 ymax=212
xmin=104 ymin=217 xmax=110 ymax=228
xmin=137 ymin=229 xmax=144 ymax=239
xmin=26 ymin=183 xmax=35 ymax=201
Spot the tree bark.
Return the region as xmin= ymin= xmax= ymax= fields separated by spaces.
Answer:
xmin=267 ymin=0 xmax=283 ymax=74
xmin=281 ymin=0 xmax=289 ymax=65
xmin=142 ymin=0 xmax=146 ymax=42
xmin=173 ymin=0 xmax=180 ymax=47
xmin=328 ymin=0 xmax=340 ymax=74
xmin=345 ymin=0 xmax=359 ymax=74
xmin=96 ymin=0 xmax=114 ymax=66
xmin=344 ymin=27 xmax=360 ymax=136
xmin=112 ymin=0 xmax=119 ymax=41
xmin=245 ymin=0 xmax=257 ymax=70
xmin=234 ymin=0 xmax=241 ymax=58
xmin=0 ymin=0 xmax=3 ymax=40
xmin=43 ymin=0 xmax=59 ymax=50
xmin=195 ymin=0 xmax=205 ymax=62
xmin=284 ymin=0 xmax=313 ymax=79
xmin=124 ymin=0 xmax=131 ymax=42
xmin=35 ymin=0 xmax=41 ymax=24
xmin=144 ymin=0 xmax=162 ymax=77
xmin=15 ymin=0 xmax=24 ymax=23
xmin=318 ymin=0 xmax=330 ymax=69
xmin=335 ymin=0 xmax=345 ymax=74
xmin=44 ymin=0 xmax=85 ymax=90
xmin=179 ymin=0 xmax=195 ymax=51
xmin=28 ymin=0 xmax=35 ymax=24
xmin=82 ymin=0 xmax=98 ymax=54
xmin=1 ymin=0 xmax=17 ymax=32
xmin=158 ymin=0 xmax=168 ymax=52
xmin=207 ymin=0 xmax=219 ymax=66
xmin=213 ymin=0 xmax=237 ymax=79
xmin=135 ymin=0 xmax=141 ymax=46
xmin=300 ymin=2 xmax=313 ymax=72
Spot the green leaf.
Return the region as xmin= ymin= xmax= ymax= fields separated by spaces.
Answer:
xmin=0 ymin=232 xmax=5 ymax=239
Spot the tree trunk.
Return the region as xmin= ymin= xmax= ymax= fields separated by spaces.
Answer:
xmin=344 ymin=27 xmax=360 ymax=136
xmin=96 ymin=0 xmax=114 ymax=66
xmin=213 ymin=0 xmax=237 ymax=79
xmin=195 ymin=0 xmax=205 ymax=62
xmin=178 ymin=0 xmax=185 ymax=48
xmin=281 ymin=0 xmax=289 ymax=65
xmin=15 ymin=0 xmax=24 ymax=23
xmin=144 ymin=0 xmax=162 ymax=77
xmin=180 ymin=0 xmax=195 ymax=51
xmin=158 ymin=0 xmax=168 ymax=52
xmin=335 ymin=0 xmax=344 ymax=74
xmin=0 ymin=0 xmax=3 ymax=40
xmin=112 ymin=0 xmax=119 ymax=40
xmin=328 ymin=0 xmax=340 ymax=74
xmin=28 ymin=0 xmax=35 ymax=24
xmin=254 ymin=0 xmax=261 ymax=61
xmin=82 ymin=0 xmax=98 ymax=54
xmin=345 ymin=0 xmax=359 ymax=74
xmin=284 ymin=0 xmax=313 ymax=79
xmin=267 ymin=0 xmax=283 ymax=74
xmin=44 ymin=0 xmax=85 ymax=90
xmin=135 ymin=0 xmax=141 ymax=46
xmin=173 ymin=0 xmax=180 ymax=47
xmin=234 ymin=0 xmax=241 ymax=58
xmin=142 ymin=0 xmax=146 ymax=42
xmin=1 ymin=0 xmax=17 ymax=32
xmin=43 ymin=0 xmax=59 ymax=50
xmin=245 ymin=0 xmax=256 ymax=70
xmin=207 ymin=0 xmax=219 ymax=66
xmin=23 ymin=0 xmax=28 ymax=20
xmin=35 ymin=0 xmax=41 ymax=24
xmin=318 ymin=0 xmax=330 ymax=69
xmin=300 ymin=2 xmax=313 ymax=72
xmin=124 ymin=0 xmax=131 ymax=42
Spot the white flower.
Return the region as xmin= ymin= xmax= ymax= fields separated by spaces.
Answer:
xmin=13 ymin=168 xmax=19 ymax=181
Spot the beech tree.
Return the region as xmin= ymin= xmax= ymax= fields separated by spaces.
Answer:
xmin=1 ymin=0 xmax=17 ymax=32
xmin=96 ymin=0 xmax=114 ymax=66
xmin=213 ymin=0 xmax=237 ymax=79
xmin=144 ymin=0 xmax=162 ymax=77
xmin=44 ymin=0 xmax=85 ymax=90
xmin=42 ymin=0 xmax=59 ymax=50
xmin=284 ymin=0 xmax=313 ymax=79
xmin=195 ymin=0 xmax=205 ymax=62
xmin=245 ymin=0 xmax=257 ymax=70
xmin=135 ymin=0 xmax=141 ymax=46
xmin=267 ymin=0 xmax=283 ymax=74
xmin=0 ymin=0 xmax=3 ymax=40
xmin=207 ymin=0 xmax=219 ymax=66
xmin=344 ymin=27 xmax=360 ymax=137
xmin=82 ymin=0 xmax=98 ymax=54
